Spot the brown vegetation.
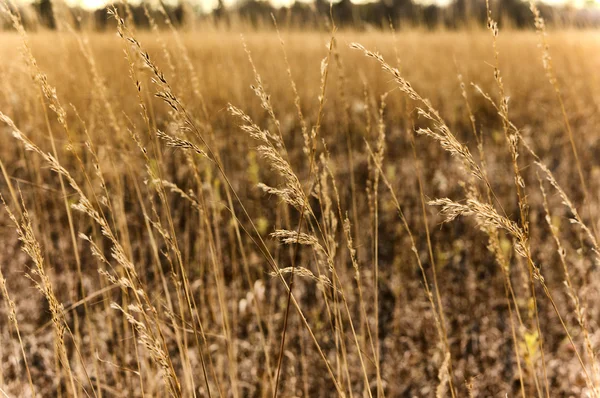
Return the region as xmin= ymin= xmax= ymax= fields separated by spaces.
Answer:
xmin=1 ymin=4 xmax=600 ymax=397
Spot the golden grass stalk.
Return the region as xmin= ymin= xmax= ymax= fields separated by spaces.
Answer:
xmin=538 ymin=174 xmax=599 ymax=392
xmin=1 ymin=193 xmax=91 ymax=398
xmin=107 ymin=8 xmax=345 ymax=394
xmin=365 ymin=141 xmax=455 ymax=398
xmin=1 ymin=112 xmax=181 ymax=396
xmin=456 ymin=70 xmax=528 ymax=397
xmin=429 ymin=195 xmax=594 ymax=390
xmin=0 ymin=265 xmax=35 ymax=396
xmin=529 ymin=1 xmax=596 ymax=241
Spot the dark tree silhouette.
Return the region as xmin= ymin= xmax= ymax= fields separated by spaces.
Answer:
xmin=5 ymin=0 xmax=600 ymax=32
xmin=33 ymin=0 xmax=55 ymax=29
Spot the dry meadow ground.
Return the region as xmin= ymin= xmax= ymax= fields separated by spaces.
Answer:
xmin=1 ymin=7 xmax=600 ymax=397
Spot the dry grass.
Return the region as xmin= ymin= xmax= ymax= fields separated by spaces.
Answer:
xmin=1 ymin=5 xmax=600 ymax=397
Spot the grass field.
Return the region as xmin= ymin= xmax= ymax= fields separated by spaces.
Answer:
xmin=1 ymin=5 xmax=600 ymax=397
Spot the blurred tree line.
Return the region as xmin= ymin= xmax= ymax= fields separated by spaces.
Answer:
xmin=234 ymin=0 xmax=600 ymax=28
xmin=2 ymin=0 xmax=600 ymax=31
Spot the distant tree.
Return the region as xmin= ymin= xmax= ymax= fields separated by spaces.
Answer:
xmin=214 ymin=0 xmax=226 ymax=19
xmin=237 ymin=0 xmax=275 ymax=27
xmin=171 ymin=3 xmax=186 ymax=26
xmin=422 ymin=4 xmax=441 ymax=28
xmin=452 ymin=0 xmax=468 ymax=25
xmin=332 ymin=0 xmax=355 ymax=27
xmin=392 ymin=0 xmax=416 ymax=28
xmin=498 ymin=0 xmax=531 ymax=27
xmin=33 ymin=0 xmax=55 ymax=29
